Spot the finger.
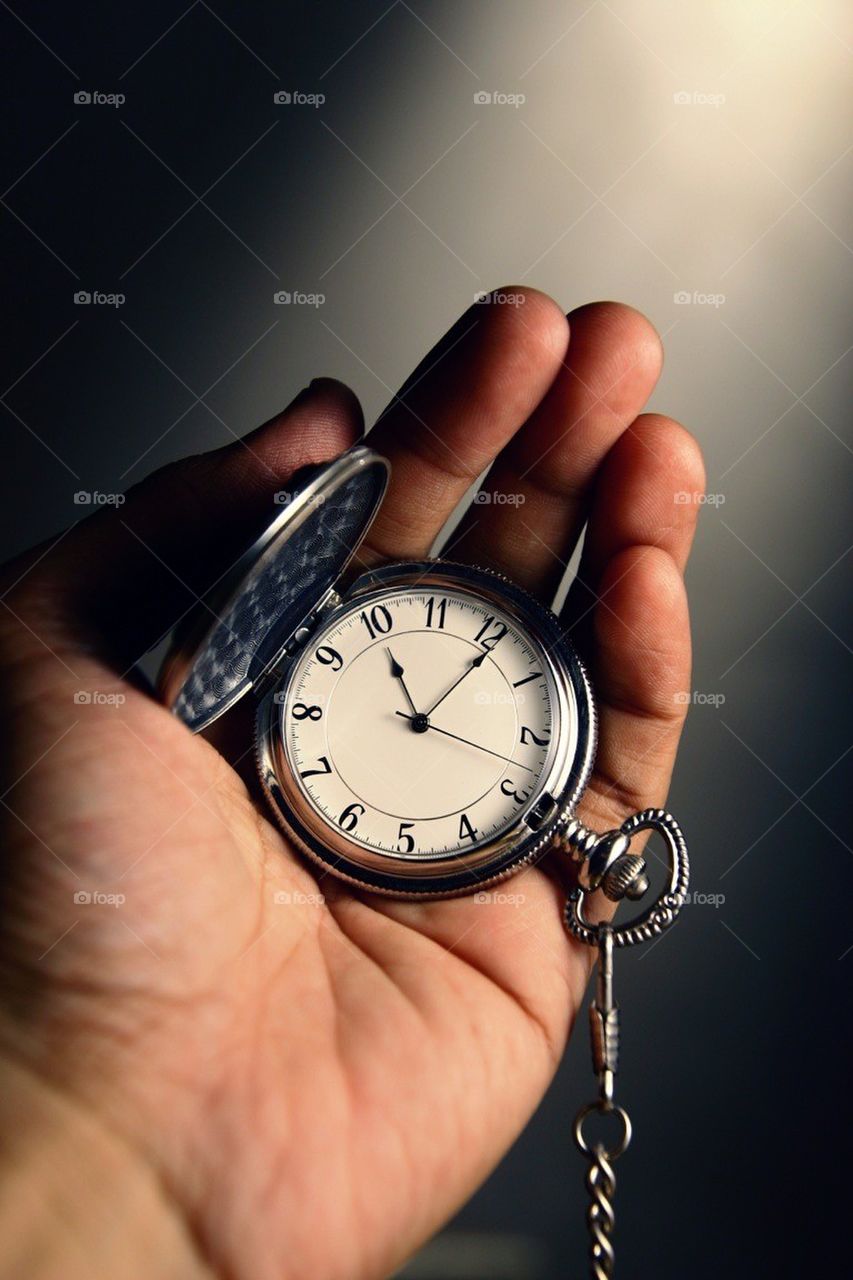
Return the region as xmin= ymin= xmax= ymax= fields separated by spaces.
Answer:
xmin=561 ymin=412 xmax=703 ymax=841
xmin=576 ymin=545 xmax=693 ymax=835
xmin=563 ymin=413 xmax=705 ymax=647
xmin=449 ymin=303 xmax=663 ymax=599
xmin=2 ymin=380 xmax=363 ymax=667
xmin=360 ymin=287 xmax=569 ymax=564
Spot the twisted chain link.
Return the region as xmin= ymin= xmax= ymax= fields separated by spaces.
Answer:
xmin=585 ymin=1145 xmax=617 ymax=1279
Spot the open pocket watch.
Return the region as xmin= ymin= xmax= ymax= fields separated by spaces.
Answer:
xmin=159 ymin=441 xmax=690 ymax=1276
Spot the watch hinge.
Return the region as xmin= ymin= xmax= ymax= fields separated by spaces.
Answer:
xmin=254 ymin=590 xmax=344 ymax=698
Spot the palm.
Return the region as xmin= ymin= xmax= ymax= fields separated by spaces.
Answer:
xmin=0 ymin=293 xmax=703 ymax=1280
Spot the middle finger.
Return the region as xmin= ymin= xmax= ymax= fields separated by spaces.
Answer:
xmin=448 ymin=301 xmax=664 ymax=602
xmin=359 ymin=287 xmax=569 ymax=566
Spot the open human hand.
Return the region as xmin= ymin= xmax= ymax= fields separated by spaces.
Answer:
xmin=0 ymin=291 xmax=703 ymax=1280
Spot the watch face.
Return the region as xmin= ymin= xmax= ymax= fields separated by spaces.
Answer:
xmin=258 ymin=563 xmax=595 ymax=895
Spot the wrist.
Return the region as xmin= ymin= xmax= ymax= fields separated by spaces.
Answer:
xmin=0 ymin=1053 xmax=209 ymax=1280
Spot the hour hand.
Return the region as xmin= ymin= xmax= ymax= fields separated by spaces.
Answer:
xmin=386 ymin=648 xmax=418 ymax=716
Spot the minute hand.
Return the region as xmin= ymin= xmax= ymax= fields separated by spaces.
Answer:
xmin=425 ymin=650 xmax=487 ymax=716
xmin=394 ymin=712 xmax=534 ymax=773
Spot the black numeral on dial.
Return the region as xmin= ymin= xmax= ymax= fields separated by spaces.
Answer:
xmin=339 ymin=802 xmax=366 ymax=832
xmin=459 ymin=813 xmax=479 ymax=842
xmin=500 ymin=778 xmax=530 ymax=806
xmin=292 ymin=703 xmax=322 ymax=721
xmin=424 ymin=596 xmax=447 ymax=629
xmin=300 ymin=755 xmax=332 ymax=779
xmin=520 ymin=726 xmax=550 ymax=747
xmin=513 ymin=671 xmax=542 ymax=688
xmin=316 ymin=645 xmax=343 ymax=671
xmin=396 ymin=821 xmax=416 ymax=852
xmin=474 ymin=615 xmax=508 ymax=651
xmin=359 ymin=605 xmax=393 ymax=640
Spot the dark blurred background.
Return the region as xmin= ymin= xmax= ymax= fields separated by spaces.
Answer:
xmin=1 ymin=3 xmax=851 ymax=1276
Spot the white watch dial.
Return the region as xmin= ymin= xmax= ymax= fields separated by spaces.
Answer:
xmin=280 ymin=586 xmax=565 ymax=859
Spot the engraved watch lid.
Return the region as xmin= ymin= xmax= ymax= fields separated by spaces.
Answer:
xmin=159 ymin=443 xmax=389 ymax=732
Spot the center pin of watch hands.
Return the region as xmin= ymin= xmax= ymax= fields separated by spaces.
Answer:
xmin=386 ymin=647 xmax=533 ymax=773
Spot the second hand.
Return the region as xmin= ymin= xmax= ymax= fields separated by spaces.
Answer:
xmin=395 ymin=712 xmax=534 ymax=773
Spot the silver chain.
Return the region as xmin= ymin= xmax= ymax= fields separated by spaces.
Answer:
xmin=584 ymin=1146 xmax=617 ymax=1278
xmin=560 ymin=809 xmax=689 ymax=1277
xmin=572 ymin=927 xmax=632 ymax=1279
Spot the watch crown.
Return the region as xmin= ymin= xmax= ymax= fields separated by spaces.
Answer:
xmin=602 ymin=853 xmax=649 ymax=902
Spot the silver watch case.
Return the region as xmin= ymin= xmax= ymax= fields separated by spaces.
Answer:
xmin=255 ymin=560 xmax=596 ymax=897
xmin=160 ymin=444 xmax=597 ymax=898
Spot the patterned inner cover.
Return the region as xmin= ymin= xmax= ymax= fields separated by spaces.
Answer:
xmin=174 ymin=467 xmax=384 ymax=731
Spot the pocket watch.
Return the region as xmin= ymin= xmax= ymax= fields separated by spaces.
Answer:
xmin=159 ymin=441 xmax=690 ymax=1274
xmin=160 ymin=442 xmax=600 ymax=896
xmin=159 ymin=441 xmax=686 ymax=913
